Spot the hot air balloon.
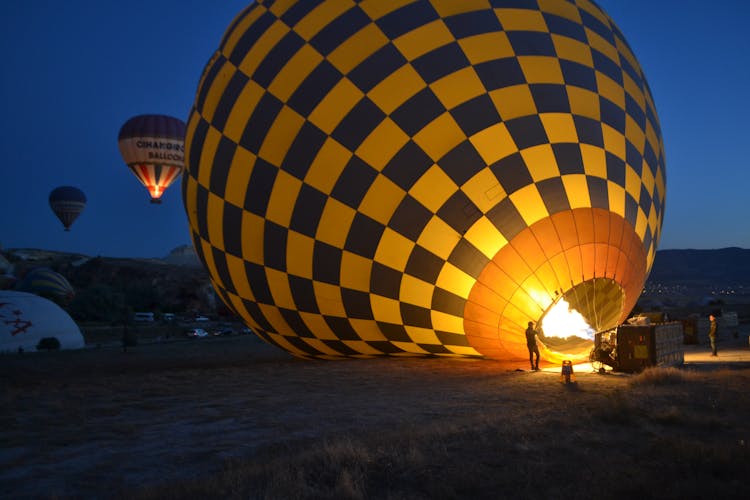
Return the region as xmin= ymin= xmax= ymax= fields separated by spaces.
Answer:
xmin=49 ymin=186 xmax=86 ymax=231
xmin=16 ymin=267 xmax=75 ymax=306
xmin=182 ymin=0 xmax=666 ymax=363
xmin=118 ymin=114 xmax=186 ymax=203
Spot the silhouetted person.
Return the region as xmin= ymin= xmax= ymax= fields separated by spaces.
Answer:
xmin=525 ymin=321 xmax=540 ymax=370
xmin=708 ymin=314 xmax=718 ymax=356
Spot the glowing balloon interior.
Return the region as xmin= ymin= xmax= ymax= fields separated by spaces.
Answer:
xmin=118 ymin=114 xmax=186 ymax=203
xmin=183 ymin=0 xmax=666 ymax=361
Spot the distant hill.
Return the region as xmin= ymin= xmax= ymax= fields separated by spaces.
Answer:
xmin=647 ymin=247 xmax=750 ymax=285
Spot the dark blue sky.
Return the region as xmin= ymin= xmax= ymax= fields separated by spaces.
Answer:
xmin=1 ymin=1 xmax=748 ymax=258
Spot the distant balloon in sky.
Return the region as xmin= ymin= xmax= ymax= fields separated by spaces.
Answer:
xmin=118 ymin=114 xmax=186 ymax=204
xmin=49 ymin=186 xmax=86 ymax=231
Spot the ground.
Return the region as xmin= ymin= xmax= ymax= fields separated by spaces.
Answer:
xmin=2 ymin=327 xmax=749 ymax=499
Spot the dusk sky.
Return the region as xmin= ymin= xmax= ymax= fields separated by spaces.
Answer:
xmin=1 ymin=1 xmax=749 ymax=259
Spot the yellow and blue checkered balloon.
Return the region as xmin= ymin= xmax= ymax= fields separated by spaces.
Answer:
xmin=183 ymin=0 xmax=665 ymax=361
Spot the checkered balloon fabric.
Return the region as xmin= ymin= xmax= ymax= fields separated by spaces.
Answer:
xmin=183 ymin=0 xmax=665 ymax=360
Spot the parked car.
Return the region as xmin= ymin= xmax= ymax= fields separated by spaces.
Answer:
xmin=185 ymin=328 xmax=208 ymax=338
xmin=212 ymin=328 xmax=234 ymax=336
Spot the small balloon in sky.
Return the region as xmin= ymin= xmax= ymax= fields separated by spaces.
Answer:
xmin=49 ymin=185 xmax=86 ymax=231
xmin=117 ymin=114 xmax=186 ymax=204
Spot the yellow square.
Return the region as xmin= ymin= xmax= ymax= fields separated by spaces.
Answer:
xmin=238 ymin=21 xmax=289 ymax=77
xmin=305 ymin=138 xmax=352 ymax=194
xmin=510 ymin=184 xmax=549 ymax=226
xmin=623 ymin=71 xmax=646 ymax=111
xmin=206 ymin=192 xmax=225 ymax=250
xmin=616 ymin=38 xmax=642 ymax=83
xmin=223 ymin=80 xmax=265 ymax=145
xmin=624 ymin=115 xmax=645 ymax=152
xmin=464 ymin=215 xmax=508 ymax=259
xmin=585 ymin=28 xmax=619 ymax=65
xmin=359 ymin=0 xmax=413 ymax=20
xmin=494 ymin=8 xmax=548 ymax=31
xmin=431 ymin=310 xmax=464 ymax=334
xmin=435 ymin=262 xmax=475 ymax=299
xmin=198 ymin=126 xmax=222 ymax=188
xmin=265 ymin=170 xmax=302 ymax=227
xmin=313 ymin=281 xmax=346 ymax=316
xmin=225 ymin=253 xmax=253 ymax=300
xmin=221 ymin=7 xmax=264 ymax=57
xmin=602 ymin=124 xmax=626 ymax=161
xmin=259 ymin=106 xmax=305 ymax=166
xmin=241 ymin=212 xmax=265 ymax=264
xmin=431 ymin=0 xmax=492 ymax=17
xmin=258 ymin=305 xmax=293 ymax=335
xmin=358 ymin=174 xmax=406 ymax=226
xmin=202 ymin=60 xmax=236 ymax=123
xmin=405 ymin=326 xmax=441 ymax=345
xmin=266 ymin=268 xmax=295 ymax=309
xmin=309 ymin=78 xmax=364 ymax=134
xmin=183 ymin=177 xmax=200 ymax=230
xmin=596 ymin=72 xmax=625 ymax=109
xmin=562 ymin=174 xmax=590 ymax=208
xmin=645 ymin=122 xmax=660 ymax=162
xmin=268 ymin=0 xmax=296 ymax=16
xmin=551 ymin=34 xmax=593 ymax=67
xmin=293 ymin=0 xmax=354 ymax=41
xmin=199 ymin=240 xmax=217 ymax=281
xmin=416 ymin=216 xmax=461 ymax=260
xmin=268 ymin=44 xmax=323 ymax=102
xmin=393 ymin=19 xmax=454 ymax=60
xmin=538 ymin=0 xmax=582 ymax=23
xmin=368 ymin=65 xmax=426 ymax=115
xmin=413 ymin=113 xmax=466 ymax=161
xmin=328 ymin=23 xmax=389 ymax=74
xmin=641 ymin=164 xmax=655 ymax=194
xmin=518 ymin=56 xmax=564 ymax=84
xmin=299 ymin=312 xmax=339 ymax=340
xmin=286 ymin=230 xmax=314 ymax=279
xmin=340 ymin=251 xmax=373 ymax=292
xmin=580 ymin=144 xmax=607 ymax=178
xmin=355 ymin=118 xmax=410 ymax=171
xmin=316 ymin=198 xmax=356 ymax=248
xmin=349 ymin=318 xmax=388 ymax=341
xmin=461 ymin=169 xmax=507 ymax=213
xmin=607 ymin=180 xmax=626 ymax=219
xmin=470 ymin=122 xmax=518 ymax=164
xmin=624 ymin=165 xmax=641 ymax=201
xmin=635 ymin=208 xmax=648 ymax=240
xmin=457 ymin=32 xmax=514 ymax=65
xmin=489 ymin=85 xmax=537 ymax=121
xmin=223 ymin=147 xmax=256 ymax=208
xmin=577 ymin=0 xmax=610 ymax=26
xmin=409 ymin=165 xmax=457 ymax=212
xmin=370 ymin=295 xmax=403 ymax=324
xmin=400 ymin=275 xmax=433 ymax=309
xmin=567 ymin=86 xmax=600 ymax=120
xmin=374 ymin=227 xmax=414 ymax=271
xmin=521 ymin=144 xmax=559 ymax=181
xmin=540 ymin=113 xmax=578 ymax=143
xmin=430 ymin=67 xmax=485 ymax=109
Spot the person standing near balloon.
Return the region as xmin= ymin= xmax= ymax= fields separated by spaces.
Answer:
xmin=708 ymin=314 xmax=718 ymax=356
xmin=525 ymin=321 xmax=541 ymax=371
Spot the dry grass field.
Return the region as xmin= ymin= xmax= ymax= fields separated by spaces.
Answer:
xmin=2 ymin=330 xmax=750 ymax=499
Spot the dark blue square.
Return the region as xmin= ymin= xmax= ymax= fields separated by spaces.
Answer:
xmin=390 ymin=195 xmax=433 ymax=241
xmin=239 ymin=93 xmax=284 ymax=154
xmin=439 ymin=141 xmax=487 ymax=185
xmin=444 ymin=9 xmax=502 ymax=39
xmin=282 ymin=121 xmax=328 ymax=180
xmin=530 ymin=84 xmax=570 ymax=113
xmin=227 ymin=11 xmax=275 ymax=66
xmin=437 ymin=191 xmax=482 ymax=235
xmin=313 ymin=241 xmax=342 ymax=284
xmin=383 ymin=141 xmax=433 ymax=191
xmin=560 ymin=59 xmax=597 ymax=91
xmin=341 ymin=288 xmax=374 ymax=320
xmin=263 ymin=221 xmax=288 ymax=271
xmin=252 ymin=31 xmax=306 ymax=87
xmin=573 ymin=115 xmax=604 ymax=147
xmin=587 ymin=176 xmax=609 ymax=209
xmin=370 ymin=262 xmax=402 ymax=299
xmin=486 ymin=197 xmax=527 ymax=240
xmin=411 ymin=43 xmax=470 ymax=83
xmin=289 ymin=184 xmax=327 ymax=238
xmin=211 ymin=70 xmax=249 ymax=131
xmin=474 ymin=58 xmax=526 ymax=90
xmin=592 ymin=50 xmax=623 ymax=85
xmin=447 ymin=239 xmax=489 ymax=279
xmin=506 ymin=31 xmax=556 ymax=56
xmin=288 ymin=60 xmax=342 ymax=117
xmin=400 ymin=303 xmax=432 ymax=328
xmin=331 ymin=97 xmax=386 ymax=151
xmin=405 ymin=245 xmax=443 ymax=283
xmin=222 ymin=200 xmax=244 ymax=258
xmin=345 ymin=212 xmax=385 ymax=259
xmin=537 ymin=177 xmax=571 ymax=214
xmin=244 ymin=158 xmax=277 ymax=217
xmin=544 ymin=13 xmax=587 ymax=43
xmin=600 ymin=97 xmax=625 ymax=132
xmin=606 ymin=152 xmax=626 ymax=187
xmin=580 ymin=9 xmax=615 ymax=46
xmin=490 ymin=152 xmax=532 ymax=194
xmin=375 ymin=1 xmax=439 ymax=39
xmin=349 ymin=44 xmax=407 ymax=92
xmin=309 ymin=6 xmax=370 ymax=56
xmin=552 ymin=143 xmax=584 ymax=174
xmin=288 ymin=275 xmax=319 ymax=313
xmin=450 ymin=94 xmax=501 ymax=136
xmin=391 ymin=87 xmax=445 ymax=136
xmin=331 ymin=156 xmax=378 ymax=209
xmin=505 ymin=115 xmax=549 ymax=150
xmin=431 ymin=287 xmax=467 ymax=317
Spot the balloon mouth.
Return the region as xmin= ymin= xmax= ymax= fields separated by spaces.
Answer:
xmin=537 ymin=278 xmax=625 ymax=361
